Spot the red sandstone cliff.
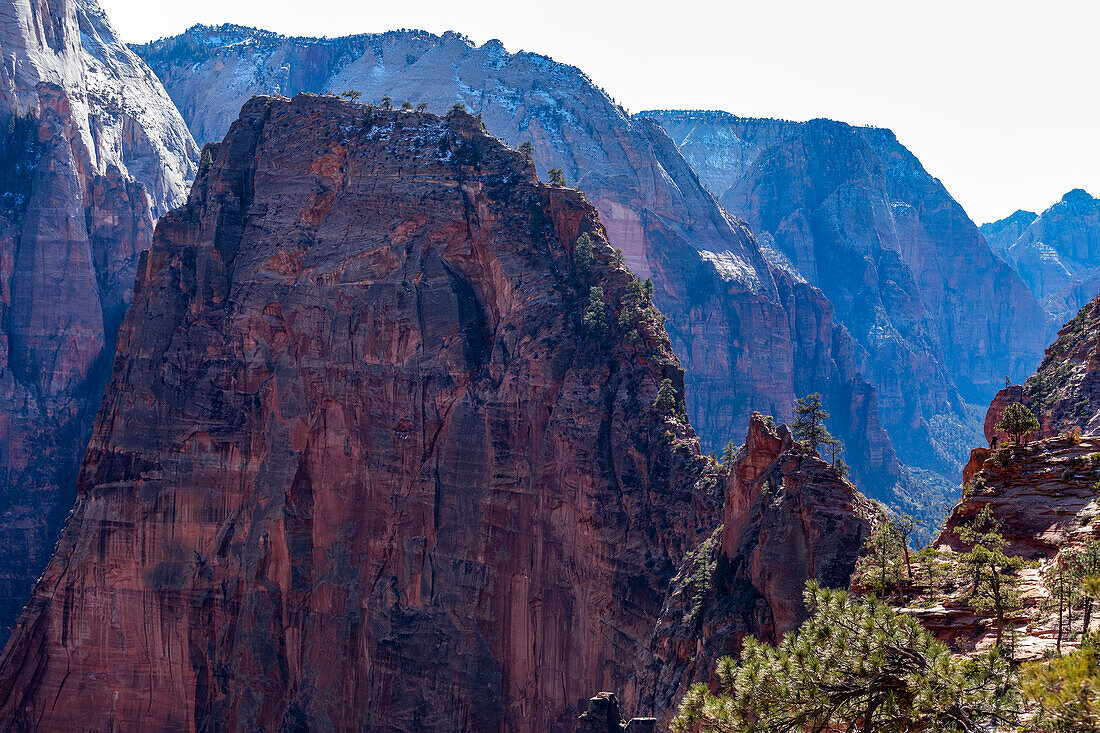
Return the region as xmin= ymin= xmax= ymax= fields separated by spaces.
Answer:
xmin=0 ymin=96 xmax=719 ymax=732
xmin=0 ymin=0 xmax=197 ymax=643
xmin=647 ymin=413 xmax=873 ymax=716
xmin=915 ymin=297 xmax=1100 ymax=657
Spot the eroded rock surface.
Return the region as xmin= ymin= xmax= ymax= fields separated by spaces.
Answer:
xmin=986 ymin=294 xmax=1100 ymax=440
xmin=648 ymin=413 xmax=872 ymax=717
xmin=0 ymin=95 xmax=719 ymax=732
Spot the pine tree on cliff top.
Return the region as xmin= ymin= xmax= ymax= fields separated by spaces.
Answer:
xmin=792 ymin=393 xmax=834 ymax=453
xmin=995 ymin=402 xmax=1040 ymax=444
xmin=671 ymin=582 xmax=1020 ymax=733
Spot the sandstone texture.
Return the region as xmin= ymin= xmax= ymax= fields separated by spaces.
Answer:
xmin=0 ymin=95 xmax=721 ymax=732
xmin=922 ymin=435 xmax=1100 ymax=658
xmin=648 ymin=413 xmax=872 ymax=715
xmin=0 ymin=0 xmax=197 ymax=643
xmin=644 ymin=110 xmax=1048 ymax=498
xmin=131 ymin=25 xmax=906 ymax=508
xmin=982 ymin=189 xmax=1100 ymax=325
xmin=920 ymin=300 xmax=1100 ymax=659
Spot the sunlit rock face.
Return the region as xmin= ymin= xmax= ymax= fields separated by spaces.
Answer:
xmin=132 ymin=25 xmax=908 ymax=507
xmin=0 ymin=0 xmax=198 ymax=644
xmin=0 ymin=96 xmax=722 ymax=732
xmin=983 ymin=189 xmax=1100 ymax=326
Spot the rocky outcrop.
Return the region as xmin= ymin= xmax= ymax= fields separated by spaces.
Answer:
xmin=647 ymin=413 xmax=873 ymax=716
xmin=924 ymin=298 xmax=1100 ymax=658
xmin=0 ymin=0 xmax=197 ymax=644
xmin=576 ymin=693 xmax=655 ymax=733
xmin=982 ymin=189 xmax=1100 ymax=325
xmin=921 ymin=434 xmax=1100 ymax=658
xmin=983 ymin=384 xmax=1027 ymax=446
xmin=0 ymin=95 xmax=722 ymax=732
xmin=643 ymin=109 xmax=1048 ymax=490
xmin=985 ymin=294 xmax=1100 ymax=440
xmin=130 ymin=25 xmax=907 ymax=509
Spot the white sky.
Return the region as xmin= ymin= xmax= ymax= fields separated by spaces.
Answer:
xmin=102 ymin=0 xmax=1099 ymax=225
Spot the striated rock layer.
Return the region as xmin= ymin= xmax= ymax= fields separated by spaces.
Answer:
xmin=0 ymin=0 xmax=198 ymax=643
xmin=0 ymin=95 xmax=721 ymax=732
xmin=131 ymin=25 xmax=906 ymax=508
xmin=927 ymin=296 xmax=1100 ymax=658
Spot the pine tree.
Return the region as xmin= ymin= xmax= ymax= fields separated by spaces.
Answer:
xmin=1083 ymin=576 xmax=1100 ymax=636
xmin=855 ymin=517 xmax=907 ymax=601
xmin=995 ymin=402 xmax=1040 ymax=444
xmin=400 ymin=100 xmax=413 ymax=110
xmin=721 ymin=439 xmax=738 ymax=467
xmin=1022 ymin=633 xmax=1100 ymax=732
xmin=380 ymin=96 xmax=393 ymax=110
xmin=1044 ymin=553 xmax=1083 ymax=652
xmin=360 ymin=104 xmax=376 ymax=130
xmin=792 ymin=393 xmax=834 ymax=453
xmin=672 ymin=582 xmax=1021 ymax=733
xmin=915 ymin=546 xmax=945 ymax=601
xmin=416 ymin=102 xmax=429 ymax=111
xmin=957 ymin=505 xmax=1025 ymax=647
xmin=547 ymin=168 xmax=566 ymax=186
xmin=582 ymin=286 xmax=608 ymax=337
xmin=618 ymin=279 xmax=658 ymax=342
xmin=340 ymin=89 xmax=361 ymax=101
xmin=653 ymin=379 xmax=679 ymax=415
xmin=573 ymin=233 xmax=596 ymax=281
xmin=449 ymin=101 xmax=466 ymax=113
xmin=518 ymin=141 xmax=535 ymax=165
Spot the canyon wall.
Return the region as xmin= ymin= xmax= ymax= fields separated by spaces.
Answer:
xmin=644 ymin=110 xmax=1048 ymax=492
xmin=0 ymin=0 xmax=197 ymax=643
xmin=982 ymin=189 xmax=1100 ymax=325
xmin=0 ymin=95 xmax=874 ymax=732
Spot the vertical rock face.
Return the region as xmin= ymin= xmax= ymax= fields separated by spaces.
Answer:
xmin=982 ymin=189 xmax=1100 ymax=325
xmin=0 ymin=0 xmax=198 ymax=643
xmin=0 ymin=96 xmax=719 ymax=732
xmin=130 ymin=26 xmax=907 ymax=507
xmin=648 ymin=413 xmax=872 ymax=716
xmin=643 ymin=110 xmax=1048 ymax=492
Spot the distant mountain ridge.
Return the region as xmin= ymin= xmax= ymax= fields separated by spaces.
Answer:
xmin=982 ymin=189 xmax=1100 ymax=325
xmin=642 ymin=109 xmax=1048 ymax=485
